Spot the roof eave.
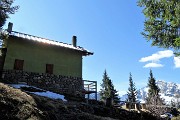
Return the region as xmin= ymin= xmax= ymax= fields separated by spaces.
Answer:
xmin=83 ymin=51 xmax=94 ymax=56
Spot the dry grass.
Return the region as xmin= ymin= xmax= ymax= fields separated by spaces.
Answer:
xmin=31 ymin=94 xmax=118 ymax=120
xmin=0 ymin=82 xmax=44 ymax=120
xmin=172 ymin=116 xmax=180 ymax=120
xmin=0 ymin=83 xmax=35 ymax=105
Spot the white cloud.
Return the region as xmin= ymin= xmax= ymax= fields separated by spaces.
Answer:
xmin=174 ymin=57 xmax=180 ymax=68
xmin=139 ymin=50 xmax=173 ymax=62
xmin=143 ymin=62 xmax=164 ymax=68
xmin=139 ymin=50 xmax=180 ymax=68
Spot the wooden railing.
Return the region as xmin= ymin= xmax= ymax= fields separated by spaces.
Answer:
xmin=83 ymin=80 xmax=97 ymax=100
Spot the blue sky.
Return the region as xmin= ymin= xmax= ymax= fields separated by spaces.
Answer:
xmin=5 ymin=0 xmax=180 ymax=96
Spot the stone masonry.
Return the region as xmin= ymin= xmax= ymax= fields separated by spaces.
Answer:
xmin=1 ymin=69 xmax=83 ymax=97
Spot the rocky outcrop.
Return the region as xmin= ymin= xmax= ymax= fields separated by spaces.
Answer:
xmin=0 ymin=82 xmax=44 ymax=120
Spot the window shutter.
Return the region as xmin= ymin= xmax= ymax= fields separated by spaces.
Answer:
xmin=14 ymin=59 xmax=24 ymax=70
xmin=46 ymin=64 xmax=53 ymax=74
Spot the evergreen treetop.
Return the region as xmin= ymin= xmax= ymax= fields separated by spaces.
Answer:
xmin=127 ymin=73 xmax=137 ymax=103
xmin=147 ymin=70 xmax=160 ymax=97
xmin=99 ymin=70 xmax=120 ymax=105
xmin=146 ymin=70 xmax=166 ymax=116
xmin=100 ymin=70 xmax=111 ymax=101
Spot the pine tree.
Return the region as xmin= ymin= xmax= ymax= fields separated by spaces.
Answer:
xmin=146 ymin=70 xmax=165 ymax=116
xmin=113 ymin=88 xmax=120 ymax=104
xmin=100 ymin=70 xmax=110 ymax=101
xmin=137 ymin=0 xmax=180 ymax=55
xmin=147 ymin=70 xmax=160 ymax=101
xmin=108 ymin=79 xmax=120 ymax=104
xmin=0 ymin=0 xmax=19 ymax=47
xmin=127 ymin=73 xmax=137 ymax=103
xmin=99 ymin=70 xmax=120 ymax=105
xmin=0 ymin=0 xmax=19 ymax=28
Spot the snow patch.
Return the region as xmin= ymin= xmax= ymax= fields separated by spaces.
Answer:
xmin=32 ymin=91 xmax=66 ymax=101
xmin=9 ymin=84 xmax=67 ymax=101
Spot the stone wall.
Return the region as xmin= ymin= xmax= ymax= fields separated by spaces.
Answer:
xmin=1 ymin=69 xmax=83 ymax=96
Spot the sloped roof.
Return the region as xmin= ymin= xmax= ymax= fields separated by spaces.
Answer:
xmin=9 ymin=31 xmax=93 ymax=56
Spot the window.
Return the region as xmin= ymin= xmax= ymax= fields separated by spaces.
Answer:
xmin=14 ymin=59 xmax=24 ymax=70
xmin=46 ymin=64 xmax=53 ymax=74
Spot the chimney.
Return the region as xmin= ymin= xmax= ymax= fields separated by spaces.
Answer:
xmin=72 ymin=36 xmax=77 ymax=47
xmin=7 ymin=22 xmax=13 ymax=33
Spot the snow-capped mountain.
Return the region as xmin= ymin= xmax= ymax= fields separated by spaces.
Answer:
xmin=122 ymin=80 xmax=180 ymax=104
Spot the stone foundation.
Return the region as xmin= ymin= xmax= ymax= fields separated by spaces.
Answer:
xmin=1 ymin=69 xmax=83 ymax=96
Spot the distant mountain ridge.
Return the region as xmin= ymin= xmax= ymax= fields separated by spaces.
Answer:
xmin=121 ymin=80 xmax=180 ymax=104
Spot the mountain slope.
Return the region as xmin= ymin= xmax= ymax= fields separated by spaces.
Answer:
xmin=121 ymin=80 xmax=180 ymax=104
xmin=137 ymin=80 xmax=180 ymax=104
xmin=0 ymin=82 xmax=161 ymax=120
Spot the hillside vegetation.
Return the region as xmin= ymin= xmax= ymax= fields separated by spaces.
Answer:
xmin=0 ymin=82 xmax=44 ymax=119
xmin=0 ymin=82 xmax=162 ymax=120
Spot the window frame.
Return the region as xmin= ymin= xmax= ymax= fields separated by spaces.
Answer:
xmin=14 ymin=59 xmax=24 ymax=70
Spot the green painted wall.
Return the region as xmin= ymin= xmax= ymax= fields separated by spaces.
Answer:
xmin=3 ymin=36 xmax=83 ymax=77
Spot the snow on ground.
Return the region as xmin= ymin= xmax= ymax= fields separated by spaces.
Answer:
xmin=9 ymin=84 xmax=67 ymax=101
xmin=9 ymin=84 xmax=29 ymax=89
xmin=34 ymin=91 xmax=66 ymax=101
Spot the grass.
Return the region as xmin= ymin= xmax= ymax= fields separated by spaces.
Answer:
xmin=172 ymin=115 xmax=180 ymax=120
